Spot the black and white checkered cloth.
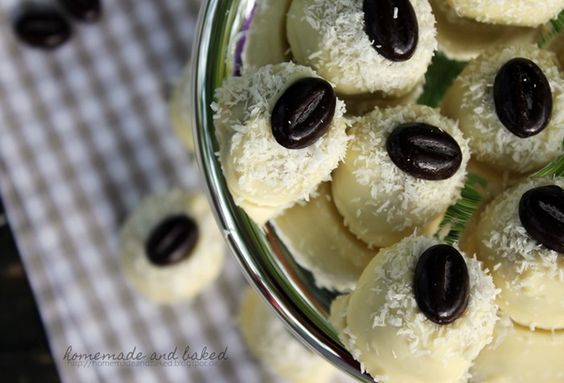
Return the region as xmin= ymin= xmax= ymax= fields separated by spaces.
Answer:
xmin=0 ymin=1 xmax=286 ymax=382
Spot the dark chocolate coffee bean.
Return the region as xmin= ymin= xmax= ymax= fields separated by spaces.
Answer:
xmin=414 ymin=244 xmax=470 ymax=325
xmin=493 ymin=57 xmax=552 ymax=138
xmin=363 ymin=0 xmax=419 ymax=61
xmin=271 ymin=77 xmax=336 ymax=149
xmin=13 ymin=5 xmax=72 ymax=50
xmin=386 ymin=122 xmax=462 ymax=180
xmin=519 ymin=185 xmax=564 ymax=253
xmin=145 ymin=215 xmax=199 ymax=266
xmin=58 ymin=0 xmax=102 ymax=23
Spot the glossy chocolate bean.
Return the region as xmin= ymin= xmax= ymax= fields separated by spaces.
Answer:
xmin=519 ymin=185 xmax=564 ymax=253
xmin=414 ymin=244 xmax=470 ymax=325
xmin=13 ymin=6 xmax=72 ymax=49
xmin=59 ymin=0 xmax=102 ymax=23
xmin=145 ymin=215 xmax=199 ymax=266
xmin=271 ymin=77 xmax=336 ymax=149
xmin=363 ymin=0 xmax=419 ymax=61
xmin=493 ymin=58 xmax=552 ymax=138
xmin=386 ymin=122 xmax=462 ymax=180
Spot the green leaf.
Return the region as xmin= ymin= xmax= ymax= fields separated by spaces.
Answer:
xmin=417 ymin=52 xmax=467 ymax=108
xmin=538 ymin=10 xmax=564 ymax=47
xmin=437 ymin=173 xmax=488 ymax=245
xmin=533 ymin=154 xmax=564 ymax=177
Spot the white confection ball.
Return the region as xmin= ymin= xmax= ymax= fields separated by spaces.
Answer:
xmin=238 ymin=288 xmax=336 ymax=383
xmin=287 ymin=0 xmax=436 ymax=96
xmin=237 ymin=0 xmax=292 ymax=72
xmin=332 ymin=105 xmax=469 ymax=248
xmin=120 ymin=191 xmax=224 ymax=303
xmin=441 ymin=44 xmax=564 ymax=174
xmin=475 ymin=177 xmax=564 ymax=330
xmin=446 ymin=0 xmax=564 ymax=27
xmin=272 ymin=182 xmax=378 ymax=292
xmin=430 ymin=0 xmax=537 ymax=61
xmin=470 ymin=316 xmax=564 ymax=382
xmin=338 ymin=235 xmax=498 ymax=383
xmin=212 ymin=62 xmax=348 ymax=223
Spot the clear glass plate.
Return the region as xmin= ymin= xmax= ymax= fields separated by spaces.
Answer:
xmin=190 ymin=0 xmax=371 ymax=381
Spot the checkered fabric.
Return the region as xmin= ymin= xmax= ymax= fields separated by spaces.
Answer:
xmin=0 ymin=1 xmax=327 ymax=382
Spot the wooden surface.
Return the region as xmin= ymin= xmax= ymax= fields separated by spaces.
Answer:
xmin=0 ymin=198 xmax=60 ymax=382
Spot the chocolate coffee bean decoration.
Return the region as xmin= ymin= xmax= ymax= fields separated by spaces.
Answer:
xmin=13 ymin=5 xmax=72 ymax=49
xmin=59 ymin=0 xmax=102 ymax=23
xmin=519 ymin=185 xmax=564 ymax=253
xmin=494 ymin=58 xmax=552 ymax=138
xmin=271 ymin=77 xmax=336 ymax=149
xmin=414 ymin=244 xmax=470 ymax=325
xmin=386 ymin=122 xmax=462 ymax=180
xmin=363 ymin=0 xmax=419 ymax=61
xmin=145 ymin=215 xmax=199 ymax=266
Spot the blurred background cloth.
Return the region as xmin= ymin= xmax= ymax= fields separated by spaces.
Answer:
xmin=0 ymin=1 xmax=281 ymax=382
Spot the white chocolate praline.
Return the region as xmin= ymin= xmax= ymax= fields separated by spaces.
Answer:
xmin=272 ymin=182 xmax=378 ymax=292
xmin=286 ymin=0 xmax=437 ymax=97
xmin=120 ymin=191 xmax=224 ymax=303
xmin=238 ymin=288 xmax=336 ymax=383
xmin=441 ymin=44 xmax=564 ymax=174
xmin=237 ymin=0 xmax=292 ymax=72
xmin=332 ymin=105 xmax=470 ymax=248
xmin=332 ymin=235 xmax=498 ymax=383
xmin=236 ymin=199 xmax=283 ymax=228
xmin=431 ymin=0 xmax=538 ymax=61
xmin=475 ymin=177 xmax=564 ymax=330
xmin=212 ymin=63 xmax=348 ymax=224
xmin=470 ymin=316 xmax=564 ymax=382
xmin=446 ymin=0 xmax=564 ymax=27
xmin=169 ymin=62 xmax=195 ymax=153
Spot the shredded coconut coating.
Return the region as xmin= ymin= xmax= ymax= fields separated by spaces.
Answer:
xmin=332 ymin=105 xmax=470 ymax=248
xmin=431 ymin=0 xmax=538 ymax=61
xmin=120 ymin=191 xmax=224 ymax=303
xmin=238 ymin=288 xmax=336 ymax=383
xmin=286 ymin=0 xmax=437 ymax=96
xmin=272 ymin=182 xmax=378 ymax=292
xmin=475 ymin=176 xmax=564 ymax=330
xmin=442 ymin=44 xmax=564 ymax=174
xmin=342 ymin=235 xmax=498 ymax=383
xmin=447 ymin=0 xmax=564 ymax=27
xmin=212 ymin=63 xmax=349 ymax=218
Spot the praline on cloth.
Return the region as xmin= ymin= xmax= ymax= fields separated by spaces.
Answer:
xmin=120 ymin=191 xmax=224 ymax=303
